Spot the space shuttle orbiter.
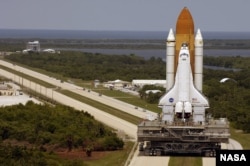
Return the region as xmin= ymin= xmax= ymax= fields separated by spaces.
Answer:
xmin=159 ymin=7 xmax=209 ymax=124
xmin=159 ymin=43 xmax=209 ymax=123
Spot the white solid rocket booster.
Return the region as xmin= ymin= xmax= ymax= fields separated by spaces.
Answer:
xmin=166 ymin=28 xmax=175 ymax=90
xmin=194 ymin=29 xmax=203 ymax=92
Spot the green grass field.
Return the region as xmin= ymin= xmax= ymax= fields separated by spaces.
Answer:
xmin=230 ymin=126 xmax=250 ymax=149
xmin=93 ymin=86 xmax=161 ymax=113
xmin=169 ymin=157 xmax=202 ymax=166
xmin=84 ymin=142 xmax=134 ymax=166
xmin=59 ymin=90 xmax=142 ymax=125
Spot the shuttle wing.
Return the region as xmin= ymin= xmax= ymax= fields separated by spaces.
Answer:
xmin=189 ymin=72 xmax=209 ymax=107
xmin=159 ymin=74 xmax=179 ymax=106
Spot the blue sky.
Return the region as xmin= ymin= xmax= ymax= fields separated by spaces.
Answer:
xmin=1 ymin=0 xmax=250 ymax=32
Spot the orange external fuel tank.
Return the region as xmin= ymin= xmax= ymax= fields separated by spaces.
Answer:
xmin=175 ymin=7 xmax=195 ymax=75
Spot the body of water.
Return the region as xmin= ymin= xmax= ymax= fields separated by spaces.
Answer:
xmin=1 ymin=29 xmax=250 ymax=40
xmin=58 ymin=48 xmax=250 ymax=60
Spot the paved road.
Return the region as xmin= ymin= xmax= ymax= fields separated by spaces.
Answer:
xmin=228 ymin=138 xmax=243 ymax=150
xmin=130 ymin=150 xmax=169 ymax=166
xmin=129 ymin=148 xmax=169 ymax=166
xmin=0 ymin=60 xmax=157 ymax=120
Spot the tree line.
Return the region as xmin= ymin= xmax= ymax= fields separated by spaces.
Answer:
xmin=6 ymin=52 xmax=165 ymax=82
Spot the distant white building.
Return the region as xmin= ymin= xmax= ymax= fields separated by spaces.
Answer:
xmin=94 ymin=79 xmax=100 ymax=88
xmin=23 ymin=41 xmax=40 ymax=53
xmin=0 ymin=83 xmax=15 ymax=96
xmin=43 ymin=48 xmax=56 ymax=54
xmin=0 ymin=81 xmax=42 ymax=107
xmin=103 ymin=79 xmax=130 ymax=89
xmin=132 ymin=80 xmax=166 ymax=88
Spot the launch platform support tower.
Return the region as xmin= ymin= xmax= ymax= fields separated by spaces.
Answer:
xmin=137 ymin=7 xmax=229 ymax=157
xmin=26 ymin=41 xmax=41 ymax=53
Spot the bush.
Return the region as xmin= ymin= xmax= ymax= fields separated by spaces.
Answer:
xmin=0 ymin=102 xmax=124 ymax=150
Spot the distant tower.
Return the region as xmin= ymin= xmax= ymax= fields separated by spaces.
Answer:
xmin=26 ymin=41 xmax=41 ymax=53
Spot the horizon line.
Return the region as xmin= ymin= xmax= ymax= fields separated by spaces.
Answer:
xmin=1 ymin=28 xmax=250 ymax=33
